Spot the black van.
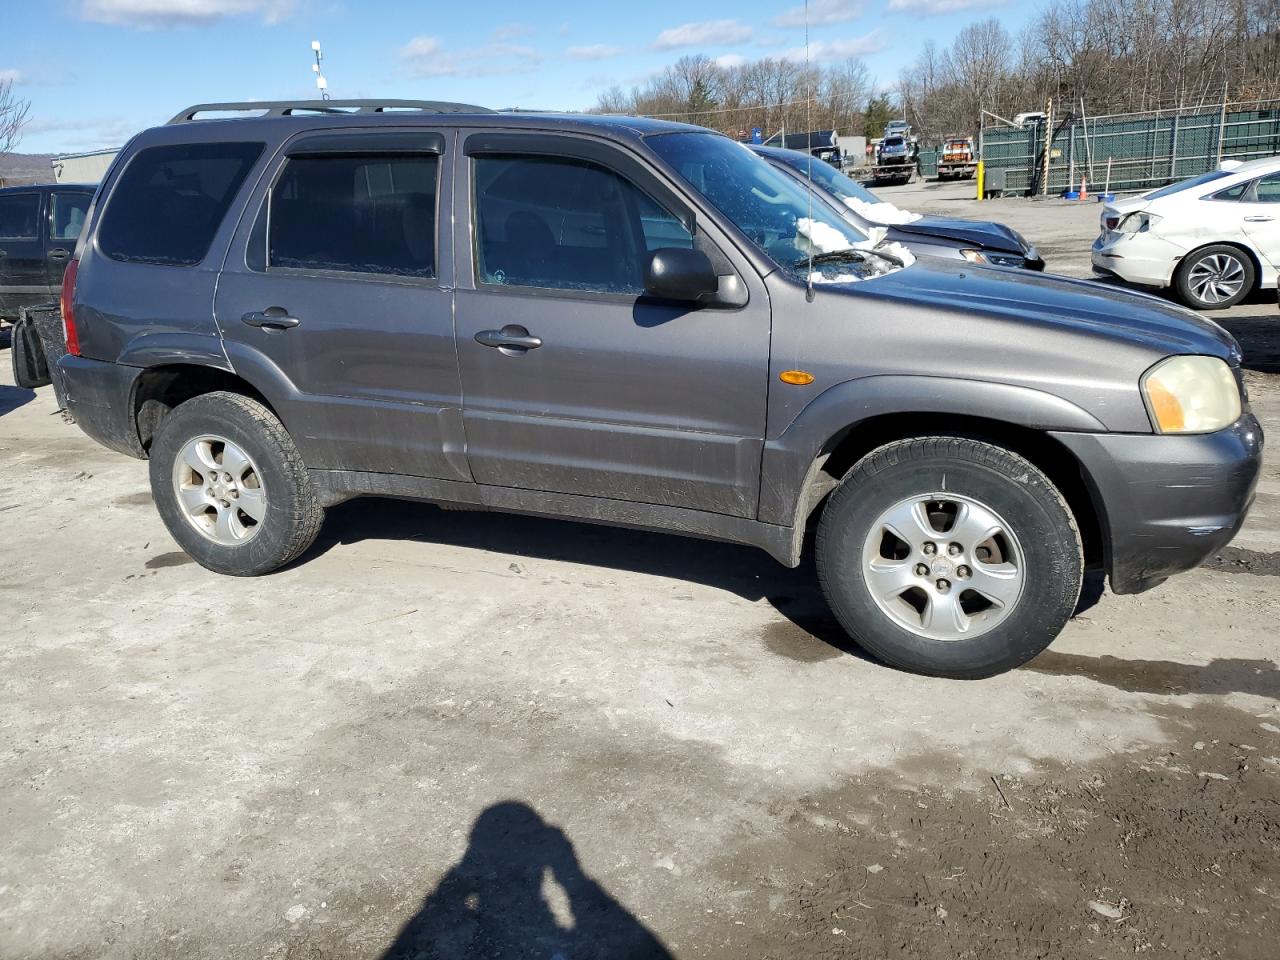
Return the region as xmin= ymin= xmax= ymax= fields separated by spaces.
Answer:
xmin=0 ymin=183 xmax=95 ymax=321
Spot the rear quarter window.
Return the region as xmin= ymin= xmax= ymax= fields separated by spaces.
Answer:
xmin=97 ymin=141 xmax=263 ymax=266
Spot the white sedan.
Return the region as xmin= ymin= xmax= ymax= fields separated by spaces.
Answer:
xmin=1092 ymin=156 xmax=1280 ymax=309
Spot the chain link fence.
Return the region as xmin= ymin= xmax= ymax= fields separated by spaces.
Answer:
xmin=976 ymin=99 xmax=1280 ymax=196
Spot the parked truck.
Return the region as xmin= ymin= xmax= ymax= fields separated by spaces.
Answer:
xmin=870 ymin=132 xmax=917 ymax=186
xmin=937 ymin=136 xmax=977 ymax=180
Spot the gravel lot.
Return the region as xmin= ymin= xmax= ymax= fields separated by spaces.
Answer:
xmin=2 ymin=178 xmax=1278 ymax=959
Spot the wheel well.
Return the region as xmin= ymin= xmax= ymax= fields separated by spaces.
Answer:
xmin=1178 ymin=241 xmax=1263 ymax=291
xmin=131 ymin=364 xmax=275 ymax=454
xmin=798 ymin=413 xmax=1105 ymax=569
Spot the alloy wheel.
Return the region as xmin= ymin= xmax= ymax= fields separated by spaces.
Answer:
xmin=1187 ymin=253 xmax=1246 ymax=305
xmin=171 ymin=435 xmax=266 ymax=546
xmin=861 ymin=493 xmax=1025 ymax=641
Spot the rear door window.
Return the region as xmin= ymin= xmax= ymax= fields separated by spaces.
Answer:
xmin=0 ymin=193 xmax=40 ymax=239
xmin=97 ymin=142 xmax=263 ymax=266
xmin=267 ymin=154 xmax=439 ymax=278
xmin=473 ymin=154 xmax=693 ymax=295
xmin=50 ymin=191 xmax=92 ymax=241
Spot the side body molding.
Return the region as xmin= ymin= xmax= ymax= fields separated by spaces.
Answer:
xmin=757 ymin=374 xmax=1112 ymax=527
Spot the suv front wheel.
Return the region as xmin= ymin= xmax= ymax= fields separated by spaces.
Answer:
xmin=149 ymin=391 xmax=324 ymax=575
xmin=816 ymin=437 xmax=1083 ymax=678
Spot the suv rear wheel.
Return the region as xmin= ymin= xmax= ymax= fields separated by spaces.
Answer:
xmin=148 ymin=391 xmax=324 ymax=575
xmin=815 ymin=437 xmax=1082 ymax=678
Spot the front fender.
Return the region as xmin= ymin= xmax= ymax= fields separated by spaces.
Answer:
xmin=757 ymin=374 xmax=1110 ymax=526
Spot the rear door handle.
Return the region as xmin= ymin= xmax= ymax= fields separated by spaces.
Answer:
xmin=475 ymin=325 xmax=542 ymax=354
xmin=47 ymin=248 xmax=70 ymax=260
xmin=241 ymin=307 xmax=301 ymax=330
xmin=1244 ymin=215 xmax=1275 ymax=222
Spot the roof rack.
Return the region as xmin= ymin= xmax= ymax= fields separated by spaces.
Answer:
xmin=167 ymin=100 xmax=494 ymax=124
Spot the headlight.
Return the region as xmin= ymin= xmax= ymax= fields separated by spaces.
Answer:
xmin=1118 ymin=211 xmax=1161 ymax=234
xmin=1142 ymin=355 xmax=1241 ymax=433
xmin=960 ymin=249 xmax=1026 ymax=268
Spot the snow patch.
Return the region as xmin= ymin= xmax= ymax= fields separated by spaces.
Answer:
xmin=843 ymin=195 xmax=923 ymax=225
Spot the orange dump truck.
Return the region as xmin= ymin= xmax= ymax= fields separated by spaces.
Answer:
xmin=938 ymin=136 xmax=977 ymax=180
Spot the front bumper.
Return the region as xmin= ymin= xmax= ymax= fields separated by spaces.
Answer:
xmin=1051 ymin=414 xmax=1263 ymax=594
xmin=58 ymin=354 xmax=146 ymax=458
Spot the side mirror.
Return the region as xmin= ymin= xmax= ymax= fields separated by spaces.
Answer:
xmin=644 ymin=248 xmax=719 ymax=302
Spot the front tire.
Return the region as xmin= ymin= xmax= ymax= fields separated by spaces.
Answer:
xmin=149 ymin=392 xmax=324 ymax=576
xmin=1174 ymin=245 xmax=1254 ymax=310
xmin=815 ymin=437 xmax=1082 ymax=679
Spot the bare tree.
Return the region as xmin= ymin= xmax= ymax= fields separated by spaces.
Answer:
xmin=0 ymin=77 xmax=31 ymax=156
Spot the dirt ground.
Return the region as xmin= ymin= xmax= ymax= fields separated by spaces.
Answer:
xmin=1 ymin=178 xmax=1278 ymax=959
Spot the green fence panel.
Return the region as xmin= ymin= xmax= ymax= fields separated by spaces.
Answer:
xmin=972 ymin=104 xmax=1280 ymax=196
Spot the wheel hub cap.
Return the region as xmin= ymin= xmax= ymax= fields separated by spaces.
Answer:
xmin=172 ymin=435 xmax=266 ymax=546
xmin=861 ymin=493 xmax=1026 ymax=642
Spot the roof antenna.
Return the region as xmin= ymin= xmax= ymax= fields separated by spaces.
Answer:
xmin=803 ymin=0 xmax=815 ymax=303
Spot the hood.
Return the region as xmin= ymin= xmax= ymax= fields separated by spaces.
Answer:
xmin=840 ymin=258 xmax=1239 ymax=359
xmin=889 ymin=215 xmax=1028 ymax=255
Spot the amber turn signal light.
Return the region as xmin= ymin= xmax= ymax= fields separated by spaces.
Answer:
xmin=779 ymin=370 xmax=815 ymax=385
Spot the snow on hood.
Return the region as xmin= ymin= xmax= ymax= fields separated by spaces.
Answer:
xmin=842 ymin=195 xmax=923 ymax=225
xmin=796 ymin=218 xmax=916 ymax=284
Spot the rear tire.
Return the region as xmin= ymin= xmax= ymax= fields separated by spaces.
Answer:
xmin=10 ymin=316 xmax=50 ymax=389
xmin=1174 ymin=245 xmax=1254 ymax=310
xmin=815 ymin=437 xmax=1082 ymax=679
xmin=148 ymin=391 xmax=324 ymax=576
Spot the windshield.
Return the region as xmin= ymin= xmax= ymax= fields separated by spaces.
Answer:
xmin=768 ymin=150 xmax=883 ymax=206
xmin=648 ymin=132 xmax=875 ymax=280
xmin=1145 ymin=170 xmax=1233 ymax=200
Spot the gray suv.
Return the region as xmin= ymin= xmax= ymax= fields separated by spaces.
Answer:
xmin=58 ymin=100 xmax=1262 ymax=678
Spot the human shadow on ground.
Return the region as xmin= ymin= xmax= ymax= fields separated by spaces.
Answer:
xmin=380 ymin=801 xmax=674 ymax=960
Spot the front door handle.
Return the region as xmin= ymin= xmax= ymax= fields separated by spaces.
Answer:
xmin=48 ymin=247 xmax=70 ymax=260
xmin=1244 ymin=215 xmax=1275 ymax=222
xmin=475 ymin=324 xmax=542 ymax=354
xmin=241 ymin=307 xmax=301 ymax=330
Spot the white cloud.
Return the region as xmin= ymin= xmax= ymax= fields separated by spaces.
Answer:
xmin=887 ymin=0 xmax=1009 ymax=12
xmin=774 ymin=0 xmax=868 ymax=28
xmin=0 ymin=68 xmax=23 ymax=85
xmin=782 ymin=31 xmax=887 ymax=62
xmin=80 ymin=0 xmax=294 ymax=28
xmin=712 ymin=54 xmax=748 ymax=70
xmin=654 ymin=20 xmax=753 ymax=50
xmin=491 ymin=23 xmax=533 ymax=42
xmin=400 ymin=36 xmax=541 ymax=78
xmin=566 ymin=44 xmax=623 ymax=61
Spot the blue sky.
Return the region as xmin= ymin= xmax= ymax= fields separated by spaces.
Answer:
xmin=2 ymin=0 xmax=1032 ymax=155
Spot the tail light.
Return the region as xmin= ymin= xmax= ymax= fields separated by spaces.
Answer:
xmin=61 ymin=258 xmax=80 ymax=356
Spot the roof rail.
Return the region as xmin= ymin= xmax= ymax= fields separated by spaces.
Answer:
xmin=167 ymin=100 xmax=494 ymax=124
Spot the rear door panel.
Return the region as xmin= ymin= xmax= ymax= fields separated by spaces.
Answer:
xmin=214 ymin=128 xmax=467 ymax=481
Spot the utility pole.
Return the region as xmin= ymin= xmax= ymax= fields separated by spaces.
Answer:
xmin=1040 ymin=97 xmax=1053 ymax=196
xmin=311 ymin=40 xmax=330 ymax=100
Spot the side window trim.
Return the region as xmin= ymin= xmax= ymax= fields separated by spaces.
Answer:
xmin=254 ymin=148 xmax=443 ymax=284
